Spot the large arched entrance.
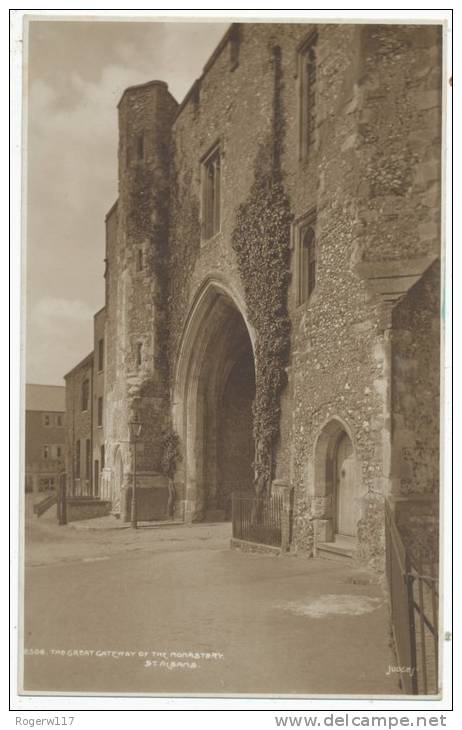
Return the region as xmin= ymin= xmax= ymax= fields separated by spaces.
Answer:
xmin=174 ymin=279 xmax=256 ymax=522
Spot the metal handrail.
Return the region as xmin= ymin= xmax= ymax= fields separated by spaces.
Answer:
xmin=33 ymin=492 xmax=58 ymax=517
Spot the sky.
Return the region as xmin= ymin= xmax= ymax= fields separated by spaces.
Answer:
xmin=25 ymin=18 xmax=229 ymax=386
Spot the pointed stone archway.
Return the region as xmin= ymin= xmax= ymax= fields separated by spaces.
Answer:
xmin=311 ymin=417 xmax=363 ymax=549
xmin=173 ymin=278 xmax=256 ymax=522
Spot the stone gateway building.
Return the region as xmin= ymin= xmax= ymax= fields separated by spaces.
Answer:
xmin=65 ymin=22 xmax=442 ymax=568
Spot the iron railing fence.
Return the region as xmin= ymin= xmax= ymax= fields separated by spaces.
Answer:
xmin=385 ymin=500 xmax=439 ymax=695
xmin=57 ymin=471 xmax=68 ymax=525
xmin=232 ymin=491 xmax=283 ymax=548
xmin=410 ymin=555 xmax=439 ymax=695
xmin=70 ymin=478 xmax=93 ymax=497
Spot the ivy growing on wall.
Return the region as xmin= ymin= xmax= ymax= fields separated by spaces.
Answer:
xmin=153 ymin=165 xmax=199 ymax=477
xmin=128 ymin=154 xmax=182 ymax=468
xmin=160 ymin=426 xmax=182 ymax=480
xmin=151 ymin=216 xmax=171 ymax=383
xmin=127 ymin=157 xmax=172 ymax=384
xmin=231 ymin=45 xmax=292 ymax=494
xmin=166 ymin=165 xmax=201 ymax=373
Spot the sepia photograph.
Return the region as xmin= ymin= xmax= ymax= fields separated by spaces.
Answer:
xmin=15 ymin=10 xmax=450 ymax=703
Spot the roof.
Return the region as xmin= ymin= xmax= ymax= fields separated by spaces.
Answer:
xmin=105 ymin=199 xmax=118 ymax=221
xmin=64 ymin=351 xmax=94 ymax=379
xmin=26 ymin=384 xmax=65 ymax=413
xmin=117 ymin=79 xmax=176 ymax=109
xmin=174 ymin=23 xmax=235 ymax=122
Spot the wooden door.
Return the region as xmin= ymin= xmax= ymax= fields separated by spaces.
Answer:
xmin=335 ymin=432 xmax=358 ymax=537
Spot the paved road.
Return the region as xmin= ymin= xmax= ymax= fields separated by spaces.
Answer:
xmin=22 ymin=516 xmax=400 ymax=697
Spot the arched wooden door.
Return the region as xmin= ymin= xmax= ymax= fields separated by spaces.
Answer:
xmin=335 ymin=432 xmax=359 ymax=537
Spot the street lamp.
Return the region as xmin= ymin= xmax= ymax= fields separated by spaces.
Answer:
xmin=129 ymin=416 xmax=142 ymax=529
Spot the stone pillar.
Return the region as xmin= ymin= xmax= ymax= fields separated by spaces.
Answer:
xmin=314 ymin=518 xmax=334 ymax=544
xmin=272 ymin=479 xmax=294 ymax=552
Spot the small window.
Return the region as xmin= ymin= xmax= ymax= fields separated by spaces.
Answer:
xmin=43 ymin=414 xmax=51 ymax=427
xmin=137 ymin=134 xmax=144 ymax=161
xmin=201 ymin=146 xmax=221 ymax=240
xmin=298 ymin=33 xmax=317 ymax=159
xmin=53 ymin=445 xmax=62 ymax=460
xmin=43 ymin=444 xmax=49 ymax=460
xmin=56 ymin=414 xmax=63 ymax=427
xmin=136 ymin=342 xmax=143 ymax=367
xmin=137 ymin=249 xmax=143 ymax=272
xmin=294 ymin=213 xmax=317 ymax=305
xmin=97 ymin=396 xmax=103 ymax=427
xmin=75 ymin=440 xmax=81 ymax=478
xmin=298 ymin=225 xmax=317 ymax=303
xmin=98 ymin=338 xmax=104 ymax=372
xmin=100 ymin=444 xmax=105 ymax=470
xmin=81 ymin=379 xmax=89 ymax=411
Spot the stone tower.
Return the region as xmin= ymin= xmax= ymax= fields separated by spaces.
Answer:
xmin=104 ymin=80 xmax=178 ymax=515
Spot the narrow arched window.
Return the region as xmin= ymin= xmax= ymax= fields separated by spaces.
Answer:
xmin=201 ymin=144 xmax=221 ymax=240
xmin=81 ymin=379 xmax=89 ymax=411
xmin=303 ymin=46 xmax=316 ymax=153
xmin=299 ymin=225 xmax=316 ymax=303
xmin=298 ymin=32 xmax=317 ymax=159
xmin=136 ymin=342 xmax=143 ymax=367
xmin=75 ymin=440 xmax=80 ymax=478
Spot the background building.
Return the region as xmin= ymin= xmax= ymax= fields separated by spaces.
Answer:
xmin=64 ymin=352 xmax=94 ymax=496
xmin=64 ymin=308 xmax=106 ymax=499
xmin=25 ymin=384 xmax=65 ymax=493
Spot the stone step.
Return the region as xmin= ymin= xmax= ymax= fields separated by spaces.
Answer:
xmin=316 ymin=540 xmax=354 ymax=561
